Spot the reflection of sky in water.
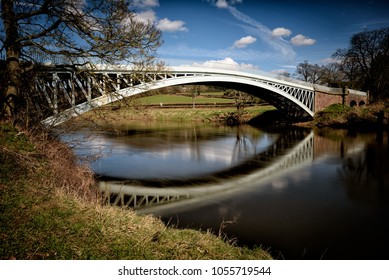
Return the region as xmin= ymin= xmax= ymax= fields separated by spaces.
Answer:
xmin=61 ymin=128 xmax=278 ymax=180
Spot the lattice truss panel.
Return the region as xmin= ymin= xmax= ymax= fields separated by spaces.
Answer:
xmin=159 ymin=71 xmax=316 ymax=114
xmin=102 ymin=191 xmax=188 ymax=210
xmin=262 ymin=82 xmax=315 ymax=112
xmin=35 ymin=71 xmax=147 ymax=114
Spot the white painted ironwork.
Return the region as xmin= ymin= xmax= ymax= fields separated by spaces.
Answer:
xmin=37 ymin=65 xmax=368 ymax=126
xmin=38 ymin=66 xmax=319 ymax=126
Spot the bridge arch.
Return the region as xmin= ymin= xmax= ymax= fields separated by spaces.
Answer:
xmin=118 ymin=74 xmax=314 ymax=115
xmin=40 ymin=66 xmax=316 ymax=126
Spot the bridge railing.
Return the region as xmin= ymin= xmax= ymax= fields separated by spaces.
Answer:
xmin=348 ymin=88 xmax=368 ymax=96
xmin=313 ymin=84 xmax=368 ymax=97
xmin=313 ymin=84 xmax=344 ymax=95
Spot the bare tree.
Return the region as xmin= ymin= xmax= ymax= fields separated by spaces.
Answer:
xmin=295 ymin=60 xmax=311 ymax=82
xmin=276 ymin=70 xmax=291 ymax=81
xmin=320 ymin=62 xmax=346 ymax=87
xmin=333 ymin=28 xmax=389 ymax=100
xmin=295 ymin=60 xmax=325 ymax=84
xmin=0 ymin=0 xmax=162 ymax=124
xmin=225 ymin=89 xmax=249 ymax=123
xmin=187 ymin=85 xmax=199 ymax=109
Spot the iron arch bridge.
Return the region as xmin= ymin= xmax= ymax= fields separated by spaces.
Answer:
xmin=37 ymin=65 xmax=317 ymax=126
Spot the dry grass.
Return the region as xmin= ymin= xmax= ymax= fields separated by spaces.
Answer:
xmin=71 ymin=105 xmax=276 ymax=128
xmin=314 ymin=102 xmax=389 ymax=129
xmin=37 ymin=134 xmax=98 ymax=201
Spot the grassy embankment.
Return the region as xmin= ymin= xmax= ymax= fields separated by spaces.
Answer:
xmin=312 ymin=102 xmax=389 ymax=130
xmin=0 ymin=121 xmax=272 ymax=260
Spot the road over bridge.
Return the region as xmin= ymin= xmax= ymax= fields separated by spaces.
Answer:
xmin=36 ymin=65 xmax=368 ymax=126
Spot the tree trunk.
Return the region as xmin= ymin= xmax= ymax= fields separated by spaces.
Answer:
xmin=1 ymin=0 xmax=21 ymax=119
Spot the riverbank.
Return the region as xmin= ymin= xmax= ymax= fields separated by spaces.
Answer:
xmin=75 ymin=102 xmax=389 ymax=130
xmin=305 ymin=102 xmax=389 ymax=130
xmin=0 ymin=123 xmax=271 ymax=260
xmin=71 ymin=104 xmax=277 ymax=128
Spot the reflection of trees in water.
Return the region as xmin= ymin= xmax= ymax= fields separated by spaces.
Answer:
xmin=232 ymin=127 xmax=310 ymax=165
xmin=232 ymin=126 xmax=260 ymax=164
xmin=110 ymin=124 xmax=269 ymax=164
xmin=339 ymin=132 xmax=389 ymax=205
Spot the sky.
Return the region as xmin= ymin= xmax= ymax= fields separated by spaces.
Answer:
xmin=131 ymin=0 xmax=389 ymax=75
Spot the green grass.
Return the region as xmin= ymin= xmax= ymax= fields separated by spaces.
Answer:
xmin=0 ymin=124 xmax=272 ymax=260
xmin=199 ymin=91 xmax=225 ymax=97
xmin=77 ymin=105 xmax=276 ymax=127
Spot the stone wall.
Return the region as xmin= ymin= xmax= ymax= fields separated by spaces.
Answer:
xmin=346 ymin=92 xmax=368 ymax=107
xmin=314 ymin=91 xmax=343 ymax=112
xmin=314 ymin=89 xmax=368 ymax=112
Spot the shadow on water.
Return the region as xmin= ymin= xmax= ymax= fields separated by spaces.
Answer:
xmin=61 ymin=123 xmax=389 ymax=259
xmin=339 ymin=131 xmax=389 ymax=206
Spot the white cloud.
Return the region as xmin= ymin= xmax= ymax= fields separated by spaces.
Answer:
xmin=192 ymin=57 xmax=258 ymax=71
xmin=132 ymin=0 xmax=159 ymax=8
xmin=281 ymin=65 xmax=297 ymax=69
xmin=211 ymin=0 xmax=242 ymax=8
xmin=321 ymin=57 xmax=341 ymax=64
xmin=291 ymin=34 xmax=316 ymax=46
xmin=271 ymin=69 xmax=289 ymax=75
xmin=133 ymin=10 xmax=157 ymax=24
xmin=272 ymin=27 xmax=292 ymax=37
xmin=132 ymin=1 xmax=186 ymax=33
xmin=156 ymin=18 xmax=188 ymax=32
xmin=232 ymin=35 xmax=257 ymax=48
xmin=220 ymin=5 xmax=296 ymax=59
xmin=215 ymin=0 xmax=229 ymax=8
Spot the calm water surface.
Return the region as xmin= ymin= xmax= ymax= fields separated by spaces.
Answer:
xmin=61 ymin=122 xmax=389 ymax=259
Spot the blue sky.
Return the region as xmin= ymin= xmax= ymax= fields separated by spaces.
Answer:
xmin=132 ymin=0 xmax=389 ymax=74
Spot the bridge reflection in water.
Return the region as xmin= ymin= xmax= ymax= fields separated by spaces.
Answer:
xmin=99 ymin=129 xmax=314 ymax=212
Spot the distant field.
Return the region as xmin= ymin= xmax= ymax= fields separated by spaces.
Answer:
xmin=199 ymin=91 xmax=225 ymax=97
xmin=139 ymin=94 xmax=234 ymax=105
xmin=86 ymin=104 xmax=277 ymax=124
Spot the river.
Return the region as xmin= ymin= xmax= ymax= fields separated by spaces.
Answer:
xmin=60 ymin=121 xmax=389 ymax=259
